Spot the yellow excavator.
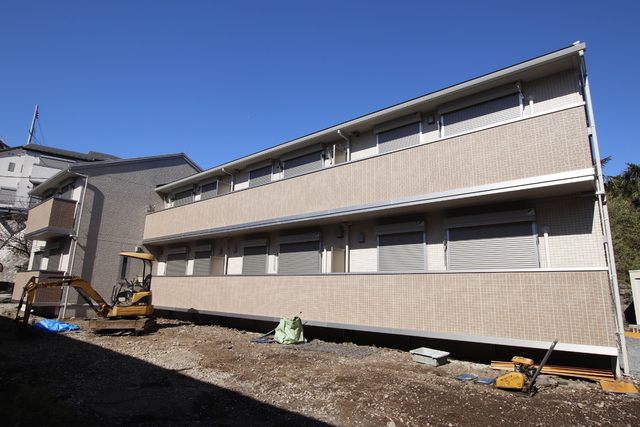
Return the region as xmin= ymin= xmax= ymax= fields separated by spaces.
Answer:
xmin=15 ymin=252 xmax=157 ymax=334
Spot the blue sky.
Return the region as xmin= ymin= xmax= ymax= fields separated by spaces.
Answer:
xmin=2 ymin=0 xmax=638 ymax=176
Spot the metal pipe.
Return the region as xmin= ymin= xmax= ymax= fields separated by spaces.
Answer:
xmin=223 ymin=237 xmax=230 ymax=275
xmin=342 ymin=222 xmax=351 ymax=272
xmin=579 ymin=49 xmax=629 ymax=375
xmin=221 ymin=168 xmax=234 ymax=192
xmin=337 ymin=130 xmax=350 ymax=161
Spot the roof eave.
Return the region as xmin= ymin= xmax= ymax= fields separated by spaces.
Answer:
xmin=156 ymin=43 xmax=587 ymax=194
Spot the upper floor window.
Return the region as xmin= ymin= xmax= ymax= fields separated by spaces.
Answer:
xmin=173 ymin=189 xmax=193 ymax=207
xmin=249 ymin=165 xmax=272 ymax=188
xmin=283 ymin=151 xmax=323 ymax=178
xmin=8 ymin=162 xmax=15 ymax=172
xmin=377 ymin=123 xmax=421 ymax=154
xmin=440 ymin=90 xmax=522 ymax=137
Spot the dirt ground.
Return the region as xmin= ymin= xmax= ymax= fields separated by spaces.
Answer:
xmin=1 ymin=304 xmax=639 ymax=427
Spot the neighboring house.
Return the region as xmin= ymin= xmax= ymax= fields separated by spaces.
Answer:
xmin=13 ymin=153 xmax=201 ymax=317
xmin=0 ymin=143 xmax=119 ymax=290
xmin=141 ymin=43 xmax=629 ymax=372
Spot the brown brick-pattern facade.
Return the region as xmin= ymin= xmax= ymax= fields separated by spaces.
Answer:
xmin=151 ymin=269 xmax=615 ymax=348
xmin=144 ymin=107 xmax=592 ymax=241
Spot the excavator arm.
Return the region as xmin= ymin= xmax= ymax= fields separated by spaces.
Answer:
xmin=16 ymin=276 xmax=112 ymax=325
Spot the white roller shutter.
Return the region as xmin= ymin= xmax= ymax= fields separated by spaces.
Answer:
xmin=442 ymin=93 xmax=521 ymax=136
xmin=242 ymin=246 xmax=268 ymax=275
xmin=278 ymin=241 xmax=321 ymax=274
xmin=448 ymin=222 xmax=537 ymax=270
xmin=378 ymin=122 xmax=421 ymax=153
xmin=378 ymin=232 xmax=425 ymax=272
xmin=283 ymin=151 xmax=322 ymax=178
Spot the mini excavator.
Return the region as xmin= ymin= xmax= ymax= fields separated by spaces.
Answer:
xmin=15 ymin=252 xmax=157 ymax=334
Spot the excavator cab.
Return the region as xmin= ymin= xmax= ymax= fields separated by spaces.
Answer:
xmin=111 ymin=252 xmax=156 ymax=312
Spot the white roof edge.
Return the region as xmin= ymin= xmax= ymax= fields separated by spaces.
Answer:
xmin=157 ymin=43 xmax=587 ymax=193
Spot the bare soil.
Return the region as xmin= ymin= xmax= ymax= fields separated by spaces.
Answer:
xmin=1 ymin=304 xmax=639 ymax=427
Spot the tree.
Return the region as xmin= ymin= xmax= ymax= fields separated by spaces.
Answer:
xmin=606 ymin=163 xmax=640 ymax=288
xmin=0 ymin=210 xmax=32 ymax=265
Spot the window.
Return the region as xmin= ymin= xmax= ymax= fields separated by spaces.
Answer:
xmin=278 ymin=241 xmax=321 ymax=274
xmin=444 ymin=210 xmax=538 ymax=270
xmin=31 ymin=251 xmax=44 ymax=270
xmin=200 ymin=182 xmax=217 ymax=200
xmin=165 ymin=251 xmax=187 ymax=276
xmin=441 ymin=93 xmax=521 ymax=137
xmin=242 ymin=246 xmax=268 ymax=274
xmin=377 ymin=122 xmax=421 ymax=153
xmin=0 ymin=187 xmax=17 ymax=205
xmin=249 ymin=165 xmax=272 ymax=187
xmin=283 ymin=151 xmax=323 ymax=178
xmin=378 ymin=232 xmax=426 ymax=271
xmin=46 ymin=248 xmax=62 ymax=271
xmin=193 ymin=249 xmax=212 ymax=275
xmin=8 ymin=162 xmax=15 ymax=172
xmin=173 ymin=189 xmax=192 ymax=207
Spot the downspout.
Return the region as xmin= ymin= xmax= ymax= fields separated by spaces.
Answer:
xmin=342 ymin=222 xmax=351 ymax=272
xmin=222 ymin=168 xmax=235 ymax=192
xmin=59 ymin=172 xmax=88 ymax=320
xmin=223 ymin=237 xmax=230 ymax=275
xmin=579 ymin=49 xmax=629 ymax=375
xmin=337 ymin=130 xmax=351 ymax=161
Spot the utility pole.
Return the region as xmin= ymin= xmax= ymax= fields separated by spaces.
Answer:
xmin=26 ymin=105 xmax=39 ymax=145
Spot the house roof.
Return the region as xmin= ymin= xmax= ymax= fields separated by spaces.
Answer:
xmin=1 ymin=143 xmax=120 ymax=162
xmin=28 ymin=153 xmax=202 ymax=197
xmin=155 ymin=42 xmax=587 ymax=193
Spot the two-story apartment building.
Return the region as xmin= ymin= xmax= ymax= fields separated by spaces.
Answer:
xmin=110 ymin=44 xmax=634 ymax=371
xmin=13 ymin=154 xmax=201 ymax=317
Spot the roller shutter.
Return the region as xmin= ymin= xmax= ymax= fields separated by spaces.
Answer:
xmin=378 ymin=232 xmax=425 ymax=271
xmin=378 ymin=123 xmax=421 ymax=153
xmin=249 ymin=166 xmax=272 ymax=187
xmin=166 ymin=253 xmax=186 ymax=276
xmin=200 ymin=182 xmax=217 ymax=200
xmin=242 ymin=246 xmax=268 ymax=274
xmin=283 ymin=151 xmax=322 ymax=178
xmin=193 ymin=251 xmax=212 ymax=275
xmin=46 ymin=248 xmax=62 ymax=270
xmin=173 ymin=189 xmax=192 ymax=207
xmin=442 ymin=94 xmax=521 ymax=136
xmin=447 ymin=222 xmax=537 ymax=270
xmin=278 ymin=241 xmax=320 ymax=274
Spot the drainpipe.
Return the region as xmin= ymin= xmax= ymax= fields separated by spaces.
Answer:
xmin=60 ymin=172 xmax=88 ymax=320
xmin=579 ymin=49 xmax=629 ymax=376
xmin=342 ymin=222 xmax=351 ymax=272
xmin=540 ymin=226 xmax=551 ymax=268
xmin=221 ymin=168 xmax=234 ymax=192
xmin=223 ymin=237 xmax=230 ymax=274
xmin=337 ymin=130 xmax=350 ymax=161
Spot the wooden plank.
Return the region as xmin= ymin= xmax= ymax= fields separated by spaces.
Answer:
xmin=491 ymin=361 xmax=615 ymax=381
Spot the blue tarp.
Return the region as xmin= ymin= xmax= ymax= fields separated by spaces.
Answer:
xmin=32 ymin=319 xmax=80 ymax=333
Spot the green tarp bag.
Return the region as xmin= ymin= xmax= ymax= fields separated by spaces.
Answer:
xmin=274 ymin=316 xmax=306 ymax=344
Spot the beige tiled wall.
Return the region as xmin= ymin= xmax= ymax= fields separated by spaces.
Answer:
xmin=152 ymin=269 xmax=616 ymax=348
xmin=145 ymin=107 xmax=592 ymax=241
